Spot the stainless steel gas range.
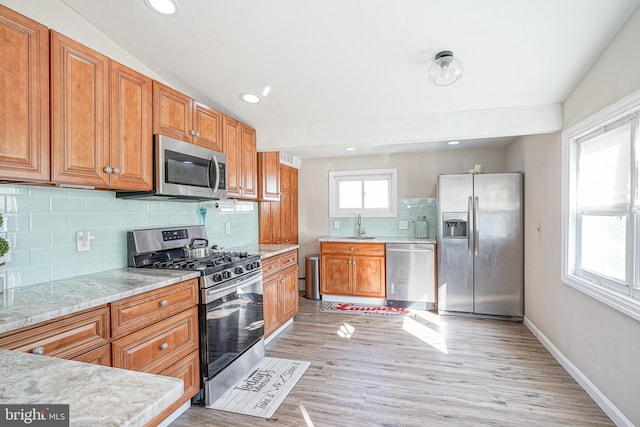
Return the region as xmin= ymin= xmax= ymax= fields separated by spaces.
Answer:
xmin=127 ymin=225 xmax=265 ymax=406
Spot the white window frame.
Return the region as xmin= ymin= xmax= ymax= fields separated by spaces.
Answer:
xmin=329 ymin=169 xmax=397 ymax=217
xmin=562 ymin=88 xmax=640 ymax=322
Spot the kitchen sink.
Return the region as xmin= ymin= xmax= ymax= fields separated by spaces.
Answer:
xmin=345 ymin=236 xmax=376 ymax=239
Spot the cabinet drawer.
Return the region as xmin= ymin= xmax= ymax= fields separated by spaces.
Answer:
xmin=0 ymin=305 xmax=110 ymax=360
xmin=280 ymin=250 xmax=298 ymax=270
xmin=262 ymin=255 xmax=280 ymax=278
xmin=73 ymin=343 xmax=111 ymax=366
xmin=112 ymin=307 xmax=198 ymax=374
xmin=111 ymin=278 xmax=198 ymax=339
xmin=321 ymin=242 xmax=385 ymax=256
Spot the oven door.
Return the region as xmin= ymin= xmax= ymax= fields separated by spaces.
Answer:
xmin=200 ymin=270 xmax=264 ymax=380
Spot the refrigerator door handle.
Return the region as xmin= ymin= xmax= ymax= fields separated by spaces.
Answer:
xmin=474 ymin=196 xmax=479 ymax=255
xmin=468 ymin=196 xmax=473 ymax=256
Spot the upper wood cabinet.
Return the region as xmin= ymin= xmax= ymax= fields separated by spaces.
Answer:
xmin=257 ymin=151 xmax=281 ymax=201
xmin=51 ymin=31 xmax=110 ymax=188
xmin=259 ymin=163 xmax=298 ymax=244
xmin=225 ymin=115 xmax=257 ymax=200
xmin=0 ymin=5 xmax=50 ymax=182
xmin=153 ymin=82 xmax=224 ymax=152
xmin=109 ymin=61 xmax=153 ymax=190
xmin=51 ymin=32 xmax=152 ymax=190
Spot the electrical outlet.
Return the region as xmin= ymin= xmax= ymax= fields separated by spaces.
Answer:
xmin=225 ymin=223 xmax=231 ymax=235
xmin=76 ymin=231 xmax=95 ymax=252
xmin=399 ymin=220 xmax=408 ymax=230
xmin=333 ymin=220 xmax=340 ymax=229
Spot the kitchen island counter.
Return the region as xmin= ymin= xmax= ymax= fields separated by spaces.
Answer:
xmin=0 ymin=349 xmax=183 ymax=427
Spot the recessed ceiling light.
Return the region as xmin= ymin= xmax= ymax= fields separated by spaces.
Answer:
xmin=144 ymin=0 xmax=179 ymax=16
xmin=240 ymin=93 xmax=261 ymax=104
xmin=448 ymin=140 xmax=461 ymax=145
xmin=345 ymin=147 xmax=356 ymax=151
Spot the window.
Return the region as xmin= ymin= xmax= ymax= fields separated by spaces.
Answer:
xmin=329 ymin=169 xmax=397 ymax=217
xmin=562 ymin=90 xmax=640 ymax=321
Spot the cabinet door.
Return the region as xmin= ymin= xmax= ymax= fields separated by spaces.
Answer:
xmin=109 ymin=61 xmax=152 ymax=190
xmin=223 ymin=115 xmax=242 ymax=197
xmin=258 ymin=151 xmax=280 ymax=201
xmin=193 ymin=101 xmax=223 ymax=152
xmin=259 ymin=202 xmax=273 ymax=244
xmin=152 ymin=81 xmax=192 ymax=142
xmin=320 ymin=254 xmax=351 ymax=295
xmin=240 ymin=124 xmax=257 ymax=199
xmin=51 ymin=31 xmax=109 ymax=187
xmin=352 ymin=255 xmax=386 ymax=297
xmin=263 ymin=275 xmax=281 ymax=337
xmin=280 ymin=188 xmax=292 ymax=244
xmin=291 ymin=168 xmax=298 ymax=244
xmin=281 ymin=267 xmax=299 ymax=322
xmin=0 ymin=6 xmax=49 ymax=182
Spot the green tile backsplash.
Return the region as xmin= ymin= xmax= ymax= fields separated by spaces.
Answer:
xmin=329 ymin=198 xmax=437 ymax=239
xmin=0 ymin=185 xmax=258 ymax=289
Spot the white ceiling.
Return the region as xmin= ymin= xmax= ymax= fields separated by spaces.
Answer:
xmin=61 ymin=0 xmax=638 ymax=158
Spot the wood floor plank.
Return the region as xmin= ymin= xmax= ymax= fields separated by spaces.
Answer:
xmin=170 ymin=297 xmax=613 ymax=426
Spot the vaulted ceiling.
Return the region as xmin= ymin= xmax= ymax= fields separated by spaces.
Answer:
xmin=61 ymin=0 xmax=639 ymax=158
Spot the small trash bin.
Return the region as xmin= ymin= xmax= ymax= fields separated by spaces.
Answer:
xmin=305 ymin=254 xmax=321 ymax=300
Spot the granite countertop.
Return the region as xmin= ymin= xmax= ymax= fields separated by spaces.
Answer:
xmin=319 ymin=236 xmax=437 ymax=244
xmin=0 ymin=268 xmax=200 ymax=335
xmin=0 ymin=349 xmax=183 ymax=427
xmin=230 ymin=243 xmax=300 ymax=258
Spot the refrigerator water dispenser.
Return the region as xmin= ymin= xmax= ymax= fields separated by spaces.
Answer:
xmin=442 ymin=215 xmax=467 ymax=238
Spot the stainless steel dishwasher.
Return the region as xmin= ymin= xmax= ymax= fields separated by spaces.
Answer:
xmin=386 ymin=243 xmax=436 ymax=310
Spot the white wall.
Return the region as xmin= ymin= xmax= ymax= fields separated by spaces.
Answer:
xmin=506 ymin=7 xmax=640 ymax=425
xmin=297 ymin=147 xmax=509 ymax=276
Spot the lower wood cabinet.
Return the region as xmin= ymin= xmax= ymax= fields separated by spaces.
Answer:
xmin=320 ymin=242 xmax=386 ymax=298
xmin=263 ymin=249 xmax=299 ymax=338
xmin=0 ymin=305 xmax=110 ymax=362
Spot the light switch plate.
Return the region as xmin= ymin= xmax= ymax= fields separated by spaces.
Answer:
xmin=225 ymin=223 xmax=231 ymax=234
xmin=399 ymin=220 xmax=408 ymax=230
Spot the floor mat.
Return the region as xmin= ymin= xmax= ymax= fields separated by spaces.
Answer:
xmin=321 ymin=302 xmax=413 ymax=316
xmin=206 ymin=357 xmax=310 ymax=419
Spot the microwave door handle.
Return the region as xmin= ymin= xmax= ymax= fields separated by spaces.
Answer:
xmin=210 ymin=157 xmax=220 ymax=191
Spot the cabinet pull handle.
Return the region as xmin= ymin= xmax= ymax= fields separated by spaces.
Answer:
xmin=32 ymin=347 xmax=45 ymax=355
xmin=160 ymin=343 xmax=169 ymax=351
xmin=159 ymin=300 xmax=169 ymax=307
xmin=104 ymin=166 xmax=113 ymax=173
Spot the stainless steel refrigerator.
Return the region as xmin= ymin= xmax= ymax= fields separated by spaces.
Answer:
xmin=437 ymin=172 xmax=523 ymax=319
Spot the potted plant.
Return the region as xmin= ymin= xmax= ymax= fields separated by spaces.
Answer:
xmin=0 ymin=213 xmax=9 ymax=265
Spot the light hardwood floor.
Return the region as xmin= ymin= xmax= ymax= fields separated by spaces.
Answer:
xmin=171 ymin=297 xmax=612 ymax=426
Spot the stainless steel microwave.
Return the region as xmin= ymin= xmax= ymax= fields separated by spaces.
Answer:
xmin=117 ymin=135 xmax=227 ymax=201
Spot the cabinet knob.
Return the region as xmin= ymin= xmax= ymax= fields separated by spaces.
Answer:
xmin=349 ymin=247 xmax=354 ymax=251
xmin=159 ymin=299 xmax=169 ymax=307
xmin=104 ymin=166 xmax=113 ymax=173
xmin=32 ymin=347 xmax=45 ymax=355
xmin=281 ymin=279 xmax=285 ymax=284
xmin=160 ymin=343 xmax=169 ymax=351
xmin=113 ymin=167 xmax=120 ymax=174
xmin=195 ymin=131 xmax=200 ymax=137
xmin=190 ymin=130 xmax=197 ymax=136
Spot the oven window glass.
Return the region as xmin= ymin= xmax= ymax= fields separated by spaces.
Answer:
xmin=165 ymin=149 xmax=211 ymax=188
xmin=202 ymin=280 xmax=264 ymax=378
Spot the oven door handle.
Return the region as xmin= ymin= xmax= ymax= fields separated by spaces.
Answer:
xmin=203 ymin=271 xmax=263 ymax=303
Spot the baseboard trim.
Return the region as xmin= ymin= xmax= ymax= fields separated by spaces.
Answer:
xmin=523 ymin=316 xmax=632 ymax=426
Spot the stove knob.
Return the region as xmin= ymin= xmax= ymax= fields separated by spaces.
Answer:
xmin=223 ymin=271 xmax=231 ymax=280
xmin=246 ymin=263 xmax=254 ymax=271
xmin=234 ymin=267 xmax=244 ymax=274
xmin=213 ymin=274 xmax=223 ymax=282
xmin=254 ymin=261 xmax=261 ymax=269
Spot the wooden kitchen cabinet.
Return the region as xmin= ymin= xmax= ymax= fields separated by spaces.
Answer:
xmin=259 ymin=164 xmax=298 ymax=244
xmin=225 ymin=115 xmax=257 ymax=199
xmin=51 ymin=32 xmax=152 ymax=190
xmin=153 ymin=81 xmax=224 ymax=152
xmin=0 ymin=305 xmax=111 ymax=364
xmin=320 ymin=242 xmax=386 ymax=298
xmin=257 ymin=151 xmax=281 ymax=201
xmin=0 ymin=5 xmax=50 ymax=182
xmin=263 ymin=249 xmax=299 ymax=338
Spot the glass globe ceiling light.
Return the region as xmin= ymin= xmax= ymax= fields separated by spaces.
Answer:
xmin=428 ymin=50 xmax=463 ymax=86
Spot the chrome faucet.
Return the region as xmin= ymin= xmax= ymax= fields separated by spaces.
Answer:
xmin=357 ymin=213 xmax=365 ymax=238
